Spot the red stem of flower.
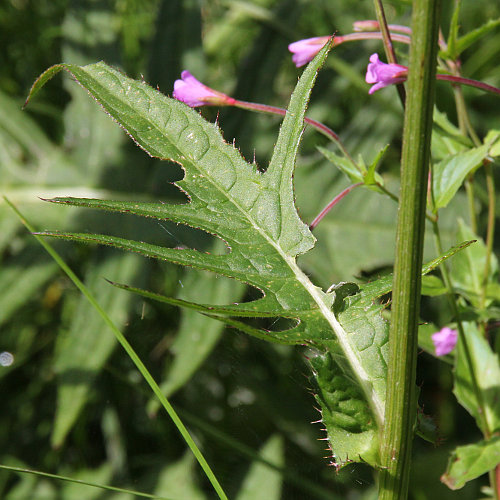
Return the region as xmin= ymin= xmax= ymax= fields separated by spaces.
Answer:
xmin=309 ymin=183 xmax=363 ymax=230
xmin=436 ymin=74 xmax=500 ymax=96
xmin=353 ymin=21 xmax=412 ymax=35
xmin=336 ymin=32 xmax=410 ymax=46
xmin=233 ymin=99 xmax=354 ymax=162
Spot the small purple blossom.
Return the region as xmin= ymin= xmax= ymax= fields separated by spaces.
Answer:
xmin=288 ymin=36 xmax=330 ymax=68
xmin=365 ymin=53 xmax=407 ymax=94
xmin=173 ymin=71 xmax=235 ymax=107
xmin=431 ymin=327 xmax=458 ymax=356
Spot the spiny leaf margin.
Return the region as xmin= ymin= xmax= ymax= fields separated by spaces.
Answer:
xmin=30 ymin=41 xmax=393 ymax=465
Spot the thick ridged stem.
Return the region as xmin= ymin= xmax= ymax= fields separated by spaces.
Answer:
xmin=377 ymin=0 xmax=441 ymax=498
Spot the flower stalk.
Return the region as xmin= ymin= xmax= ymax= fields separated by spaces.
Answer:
xmin=232 ymin=100 xmax=353 ymax=159
xmin=436 ymin=74 xmax=500 ymax=96
xmin=309 ymin=183 xmax=362 ymax=230
xmin=172 ymin=71 xmax=353 ymax=160
xmin=353 ymin=20 xmax=412 ymax=35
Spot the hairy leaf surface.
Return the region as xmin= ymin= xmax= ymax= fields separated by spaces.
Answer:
xmin=28 ymin=43 xmax=389 ymax=467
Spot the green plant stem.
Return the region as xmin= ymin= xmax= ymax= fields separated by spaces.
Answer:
xmin=480 ymin=162 xmax=496 ymax=319
xmin=378 ymin=0 xmax=441 ymax=498
xmin=453 ymin=85 xmax=468 ymax=136
xmin=452 ymin=84 xmax=478 ymax=232
xmin=465 ymin=179 xmax=478 ymax=234
xmin=449 ymin=79 xmax=482 ymax=145
xmin=4 ymin=197 xmax=229 ymax=500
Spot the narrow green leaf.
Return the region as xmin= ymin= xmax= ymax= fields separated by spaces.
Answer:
xmin=432 ymin=143 xmax=489 ymax=210
xmin=453 ymin=322 xmax=500 ymax=434
xmin=0 ymin=463 xmax=169 ymax=499
xmin=25 ymin=64 xmax=67 ymax=107
xmin=108 ymin=281 xmax=283 ymax=319
xmin=235 ymin=435 xmax=284 ymax=500
xmin=317 ymin=146 xmax=364 ymax=183
xmin=200 ymin=313 xmax=302 ymax=344
xmin=358 ymin=240 xmax=475 ymax=300
xmin=431 ymin=127 xmax=468 ymax=161
xmin=445 ymin=0 xmax=461 ymax=59
xmin=364 ymin=144 xmax=387 ymax=187
xmin=441 ymin=436 xmax=500 ymax=489
xmin=454 ymin=18 xmax=500 ymax=57
xmin=433 ymin=108 xmax=471 ymax=143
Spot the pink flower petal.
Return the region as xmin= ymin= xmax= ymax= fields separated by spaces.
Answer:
xmin=173 ymin=71 xmax=234 ymax=107
xmin=288 ymin=36 xmax=330 ymax=68
xmin=431 ymin=327 xmax=458 ymax=356
xmin=365 ymin=53 xmax=408 ymax=94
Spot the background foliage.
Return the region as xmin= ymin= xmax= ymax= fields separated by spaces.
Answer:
xmin=1 ymin=0 xmax=499 ymax=498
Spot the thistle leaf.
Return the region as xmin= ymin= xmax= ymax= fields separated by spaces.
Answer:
xmin=29 ymin=43 xmax=391 ymax=466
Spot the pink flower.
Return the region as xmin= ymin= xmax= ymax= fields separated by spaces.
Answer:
xmin=365 ymin=53 xmax=407 ymax=94
xmin=431 ymin=327 xmax=458 ymax=356
xmin=288 ymin=36 xmax=330 ymax=68
xmin=173 ymin=71 xmax=235 ymax=107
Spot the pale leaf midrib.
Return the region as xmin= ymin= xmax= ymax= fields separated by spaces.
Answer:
xmin=285 ymin=255 xmax=385 ymax=426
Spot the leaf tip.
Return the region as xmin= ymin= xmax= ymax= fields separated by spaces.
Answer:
xmin=25 ymin=63 xmax=67 ymax=109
